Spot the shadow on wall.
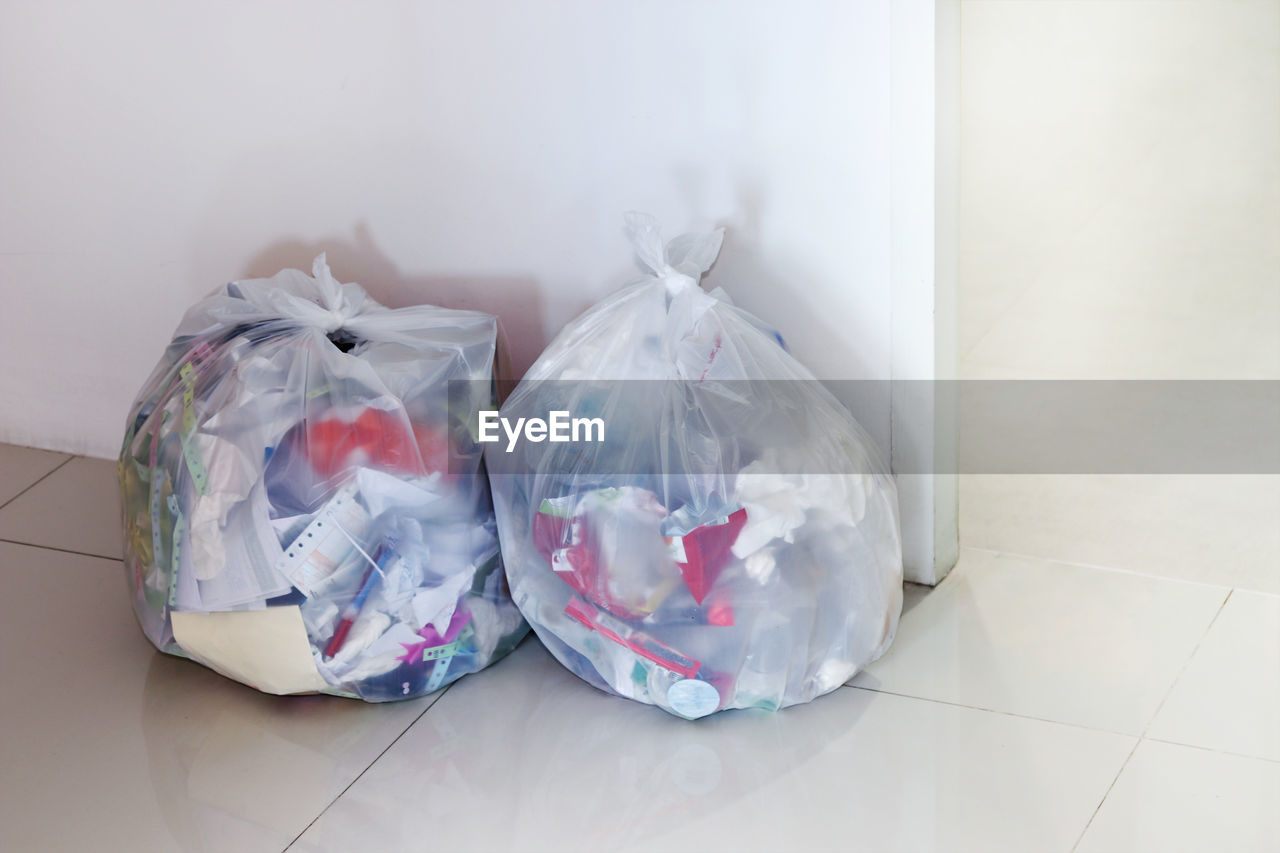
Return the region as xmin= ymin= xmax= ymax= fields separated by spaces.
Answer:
xmin=710 ymin=182 xmax=893 ymax=457
xmin=241 ymin=225 xmax=547 ymax=382
xmin=216 ymin=185 xmax=889 ymax=443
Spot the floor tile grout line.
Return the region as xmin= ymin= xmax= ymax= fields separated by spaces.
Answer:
xmin=1132 ymin=587 xmax=1234 ymax=741
xmin=961 ymin=544 xmax=1275 ymax=598
xmin=842 ymin=684 xmax=1138 ymax=739
xmin=9 ymin=443 xmax=1267 ymax=840
xmin=2 ymin=445 xmax=471 ymax=847
xmin=0 ymin=538 xmax=120 ymax=562
xmin=962 ymin=544 xmax=1234 ymax=592
xmin=282 ymin=683 xmax=456 ymax=852
xmin=1067 ymin=738 xmax=1142 ymax=853
xmin=1068 ymin=588 xmax=1234 ymax=853
xmin=1143 ymin=735 xmax=1280 ymax=767
xmin=280 ymin=641 xmax=541 ymax=850
xmin=0 ymin=455 xmax=74 ymax=512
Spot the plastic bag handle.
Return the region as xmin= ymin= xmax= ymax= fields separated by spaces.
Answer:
xmin=624 ymin=212 xmax=725 ymax=294
xmin=239 ymin=253 xmax=365 ymax=334
xmin=306 ymin=253 xmax=358 ymax=332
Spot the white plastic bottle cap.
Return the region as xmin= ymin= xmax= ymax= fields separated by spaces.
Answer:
xmin=667 ymin=678 xmax=720 ymax=719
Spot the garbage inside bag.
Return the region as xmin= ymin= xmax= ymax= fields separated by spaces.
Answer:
xmin=487 ymin=214 xmax=903 ymax=719
xmin=118 ymin=255 xmax=527 ymax=700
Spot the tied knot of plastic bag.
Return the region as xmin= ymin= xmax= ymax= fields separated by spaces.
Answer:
xmin=240 ymin=253 xmax=371 ymax=334
xmin=173 ymin=253 xmax=376 ymax=340
xmin=307 ymin=253 xmax=363 ymax=333
xmin=624 ymin=211 xmax=725 ymax=297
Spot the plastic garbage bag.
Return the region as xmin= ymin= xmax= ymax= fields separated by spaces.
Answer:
xmin=118 ymin=255 xmax=526 ymax=701
xmin=487 ymin=214 xmax=903 ymax=718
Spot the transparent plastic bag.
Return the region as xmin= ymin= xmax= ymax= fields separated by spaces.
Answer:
xmin=488 ymin=215 xmax=903 ymax=718
xmin=119 ymin=256 xmax=526 ymax=701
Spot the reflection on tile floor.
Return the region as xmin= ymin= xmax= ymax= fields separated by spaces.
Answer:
xmin=0 ymin=446 xmax=1274 ymax=852
xmin=851 ymin=548 xmax=1228 ymax=735
xmin=292 ymin=641 xmax=1134 ymax=853
xmin=0 ymin=538 xmax=436 ymax=853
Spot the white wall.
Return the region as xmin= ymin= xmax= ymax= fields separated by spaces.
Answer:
xmin=0 ymin=0 xmax=953 ymax=580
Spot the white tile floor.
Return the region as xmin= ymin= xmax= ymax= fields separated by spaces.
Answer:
xmin=0 ymin=446 xmax=1276 ymax=852
xmin=945 ymin=2 xmax=1280 ymax=850
xmin=3 ymin=1 xmax=1279 ymax=850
